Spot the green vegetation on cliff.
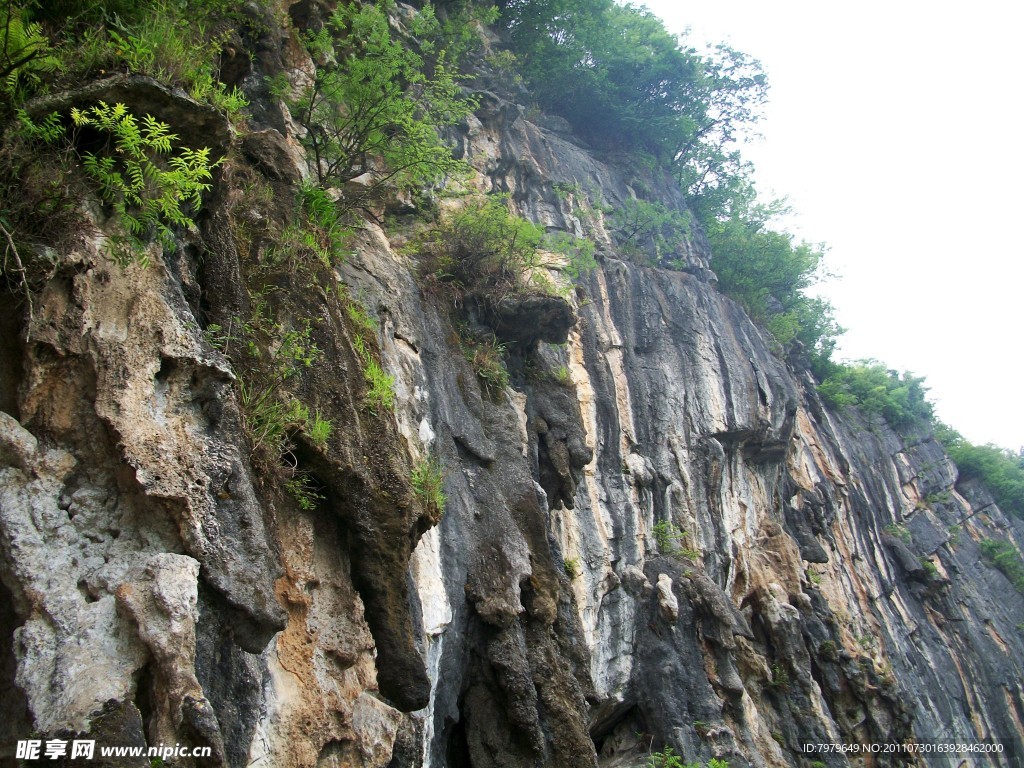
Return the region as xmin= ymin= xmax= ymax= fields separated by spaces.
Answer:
xmin=273 ymin=0 xmax=475 ymax=213
xmin=817 ymin=362 xmax=932 ymax=430
xmin=492 ymin=0 xmax=839 ymax=368
xmin=935 ymin=425 xmax=1024 ymax=518
xmin=980 ymin=539 xmax=1024 ymax=592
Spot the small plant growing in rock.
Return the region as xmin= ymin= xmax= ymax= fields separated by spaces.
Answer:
xmin=653 ymin=520 xmax=699 ymax=561
xmin=69 ymin=101 xmax=220 ymax=264
xmin=947 ymin=524 xmax=962 ymax=548
xmin=362 ymin=358 xmax=396 ymax=414
xmin=411 ymin=454 xmax=446 ymax=519
xmin=883 ymin=523 xmax=911 ymax=543
xmin=925 ymin=490 xmax=952 ymax=505
xmin=462 ymin=335 xmax=509 ymax=396
xmin=416 ymin=194 xmax=594 ymax=301
xmin=345 ymin=295 xmax=378 ymax=335
xmin=653 ymin=520 xmax=683 ymax=553
xmin=284 ymin=471 xmax=324 ymax=511
xmin=563 ymin=557 xmax=582 ymax=580
xmin=553 ymin=365 xmax=572 ymax=386
xmin=919 ymin=556 xmax=939 ymax=577
xmin=818 ymin=639 xmax=838 ymax=661
xmin=306 ymin=413 xmax=333 ymax=449
xmin=980 ymin=539 xmax=1024 ymax=593
xmin=768 ymin=663 xmax=790 ymax=691
xmin=646 ymin=746 xmax=689 ymax=768
xmin=806 ymin=567 xmax=822 ymax=585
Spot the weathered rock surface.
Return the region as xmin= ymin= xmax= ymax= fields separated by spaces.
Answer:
xmin=0 ymin=7 xmax=1021 ymax=768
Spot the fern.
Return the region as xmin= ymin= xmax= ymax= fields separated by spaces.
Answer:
xmin=1 ymin=2 xmax=59 ymax=98
xmin=69 ymin=101 xmax=221 ymax=264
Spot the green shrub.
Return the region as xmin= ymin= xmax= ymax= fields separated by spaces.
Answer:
xmin=818 ymin=640 xmax=838 ymax=661
xmin=284 ymin=0 xmax=473 ymax=209
xmin=267 ymin=183 xmax=351 ymax=271
xmin=703 ymin=194 xmax=840 ymax=365
xmin=500 ymin=0 xmax=765 ymax=179
xmin=980 ymin=539 xmax=1024 ymax=593
xmin=418 ymin=195 xmax=543 ymax=293
xmin=883 ymin=523 xmax=911 ymax=544
xmin=411 ymin=454 xmax=446 ymax=518
xmin=818 ymin=361 xmax=932 ymax=432
xmin=935 ymin=424 xmax=1024 ymax=519
xmin=417 ymin=195 xmax=594 ymax=300
xmin=768 ymin=663 xmax=790 ymax=690
xmin=652 ymin=520 xmax=684 ymax=554
xmin=919 ymin=557 xmax=938 ymax=577
xmin=563 ymin=557 xmax=582 ymax=580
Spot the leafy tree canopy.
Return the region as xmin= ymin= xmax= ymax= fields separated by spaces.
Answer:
xmin=702 ymin=191 xmax=841 ymax=364
xmin=817 ymin=361 xmax=933 ymax=431
xmin=935 ymin=424 xmax=1024 ymax=518
xmin=496 ymin=0 xmax=766 ymax=174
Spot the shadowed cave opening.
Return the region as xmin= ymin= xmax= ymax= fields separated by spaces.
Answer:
xmin=0 ymin=579 xmax=32 ymax=758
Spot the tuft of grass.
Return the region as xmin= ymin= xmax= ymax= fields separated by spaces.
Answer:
xmin=284 ymin=471 xmax=323 ymax=511
xmin=346 ymin=298 xmax=378 ymax=335
xmin=363 ymin=358 xmax=395 ymax=414
xmin=307 ymin=413 xmax=332 ymax=448
xmin=463 ymin=335 xmax=509 ymax=396
xmin=411 ymin=455 xmax=446 ymax=518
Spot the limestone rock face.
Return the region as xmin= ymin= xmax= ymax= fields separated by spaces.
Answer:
xmin=0 ymin=9 xmax=1022 ymax=768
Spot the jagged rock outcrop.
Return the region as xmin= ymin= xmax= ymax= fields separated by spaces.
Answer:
xmin=0 ymin=4 xmax=1022 ymax=768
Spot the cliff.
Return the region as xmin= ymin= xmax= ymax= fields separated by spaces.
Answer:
xmin=0 ymin=3 xmax=1022 ymax=767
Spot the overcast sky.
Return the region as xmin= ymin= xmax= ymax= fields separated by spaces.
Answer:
xmin=638 ymin=0 xmax=1023 ymax=450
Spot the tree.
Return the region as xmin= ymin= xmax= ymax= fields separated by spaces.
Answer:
xmin=817 ymin=362 xmax=933 ymax=431
xmin=497 ymin=0 xmax=765 ymax=171
xmin=701 ymin=191 xmax=840 ymax=362
xmin=280 ymin=0 xmax=473 ymax=210
xmin=935 ymin=424 xmax=1024 ymax=518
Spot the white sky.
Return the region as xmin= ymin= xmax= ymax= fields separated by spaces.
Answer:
xmin=638 ymin=0 xmax=1024 ymax=449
